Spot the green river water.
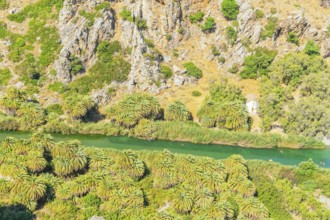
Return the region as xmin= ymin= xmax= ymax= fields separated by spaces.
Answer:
xmin=0 ymin=131 xmax=329 ymax=168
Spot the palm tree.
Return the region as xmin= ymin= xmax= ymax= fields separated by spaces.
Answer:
xmin=223 ymin=155 xmax=248 ymax=179
xmin=165 ymin=101 xmax=192 ymax=121
xmin=25 ymin=151 xmax=47 ymax=173
xmin=31 ymin=132 xmax=55 ymax=151
xmin=62 ymin=94 xmax=94 ymax=121
xmin=224 ymin=102 xmax=249 ymax=131
xmin=12 ymin=174 xmax=46 ymax=201
xmin=52 ymin=157 xmax=74 ymax=176
xmin=16 ymin=103 xmax=46 ymax=129
xmin=239 ymin=197 xmax=269 ymax=220
xmin=171 ymin=185 xmax=195 ymax=214
xmin=117 ymin=150 xmax=145 ymax=179
xmin=194 ymin=188 xmax=214 ymax=211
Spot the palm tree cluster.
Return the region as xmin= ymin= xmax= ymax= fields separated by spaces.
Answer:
xmin=197 ymin=82 xmax=249 ymax=131
xmin=105 ymin=93 xmax=161 ymax=128
xmin=165 ymin=101 xmax=192 ymax=122
xmin=0 ymin=133 xmax=273 ymax=219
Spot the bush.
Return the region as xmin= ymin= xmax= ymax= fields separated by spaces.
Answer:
xmin=183 ymin=62 xmax=203 ymax=79
xmin=120 ymin=7 xmax=133 ymax=21
xmin=46 ymin=104 xmax=63 ymax=115
xmin=133 ymin=119 xmax=157 ymax=140
xmin=228 ymin=64 xmax=239 ymax=74
xmin=48 ymin=82 xmax=67 ymax=93
xmin=189 ymin=11 xmax=204 ymax=23
xmin=165 ymin=101 xmax=192 ymax=122
xmin=221 ymin=0 xmax=239 ymax=20
xmin=160 ymin=65 xmax=173 ymax=79
xmin=192 ymin=91 xmax=202 ymax=97
xmin=136 ymin=18 xmax=148 ymax=30
xmin=201 ymin=17 xmax=215 ymax=33
xmin=69 ymin=55 xmax=84 ymax=75
xmin=0 ymin=0 xmax=9 ymax=10
xmin=240 ymin=47 xmax=277 ymax=79
xmin=225 ymin=26 xmax=237 ymax=45
xmin=287 ymin=32 xmax=299 ymax=45
xmin=0 ymin=68 xmax=12 ymax=85
xmin=255 ymin=9 xmax=264 ymax=19
xmin=298 ymin=159 xmax=317 ymax=176
xmin=303 ymin=40 xmax=320 ymax=56
xmin=144 ymin=38 xmax=155 ymax=48
xmin=261 ymin=17 xmax=278 ymax=40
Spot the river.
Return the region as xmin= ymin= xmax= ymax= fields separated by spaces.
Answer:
xmin=0 ymin=131 xmax=329 ymax=168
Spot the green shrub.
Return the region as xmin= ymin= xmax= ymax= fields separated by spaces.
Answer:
xmin=189 ymin=11 xmax=205 ymax=24
xmin=211 ymin=46 xmax=220 ymax=56
xmin=46 ymin=104 xmax=64 ymax=115
xmin=144 ymin=38 xmax=155 ymax=48
xmin=270 ymin=7 xmax=277 ymax=14
xmin=48 ymin=82 xmax=67 ymax=93
xmin=183 ymin=62 xmax=203 ymax=79
xmin=166 ymin=34 xmax=172 ymax=41
xmin=69 ymin=55 xmax=84 ymax=75
xmin=255 ymin=9 xmax=264 ymax=19
xmin=0 ymin=68 xmax=12 ymax=85
xmin=165 ymin=101 xmax=192 ymax=122
xmin=0 ymin=21 xmax=8 ymax=39
xmin=298 ymin=159 xmax=317 ymax=176
xmin=287 ymin=32 xmax=299 ymax=45
xmin=0 ymin=0 xmax=9 ymax=10
xmin=218 ymin=56 xmax=226 ymax=64
xmin=79 ymin=10 xmax=97 ymax=27
xmin=94 ymin=2 xmax=110 ymax=11
xmin=160 ymin=65 xmax=173 ymax=79
xmin=201 ymin=17 xmax=216 ymax=32
xmin=261 ymin=17 xmax=278 ymax=40
xmin=221 ymin=0 xmax=239 ymax=20
xmin=133 ymin=119 xmax=157 ymax=140
xmin=136 ymin=18 xmax=148 ymax=30
xmin=228 ymin=64 xmax=239 ymax=74
xmin=240 ymin=47 xmax=277 ymax=79
xmin=120 ymin=7 xmax=133 ymax=21
xmin=303 ymin=40 xmax=320 ymax=56
xmin=225 ymin=26 xmax=237 ymax=45
xmin=192 ymin=91 xmax=202 ymax=97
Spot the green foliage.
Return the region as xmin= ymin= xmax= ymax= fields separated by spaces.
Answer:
xmin=240 ymin=47 xmax=277 ymax=79
xmin=192 ymin=90 xmax=202 ymax=97
xmin=197 ymin=82 xmax=249 ymax=131
xmin=261 ymin=17 xmax=278 ymax=40
xmin=165 ymin=101 xmax=192 ymax=122
xmin=0 ymin=0 xmax=9 ymax=10
xmin=144 ymin=38 xmax=154 ymax=48
xmin=136 ymin=18 xmax=148 ymax=30
xmin=183 ymin=62 xmax=203 ymax=79
xmin=120 ymin=7 xmax=133 ymax=21
xmin=228 ymin=64 xmax=239 ymax=74
xmin=255 ymin=9 xmax=264 ymax=19
xmin=94 ymin=2 xmax=110 ymax=11
xmin=133 ymin=119 xmax=157 ymax=140
xmin=62 ymin=93 xmax=94 ymax=120
xmin=0 ymin=68 xmax=12 ymax=86
xmin=69 ymin=55 xmax=84 ymax=75
xmin=298 ymin=159 xmax=317 ymax=176
xmin=79 ymin=10 xmax=98 ymax=27
xmin=48 ymin=82 xmax=67 ymax=93
xmin=201 ymin=17 xmax=216 ymax=32
xmin=268 ymin=52 xmax=326 ymax=87
xmin=221 ymin=0 xmax=239 ymax=20
xmin=225 ymin=26 xmax=237 ymax=45
xmin=46 ymin=104 xmax=63 ymax=115
xmin=105 ymin=93 xmax=161 ymax=128
xmin=0 ymin=21 xmax=8 ymax=39
xmin=160 ymin=64 xmax=173 ymax=79
xmin=7 ymin=0 xmax=63 ymax=23
xmin=287 ymin=32 xmax=299 ymax=45
xmin=303 ymin=40 xmax=320 ymax=56
xmin=189 ymin=11 xmax=205 ymax=23
xmin=70 ymin=41 xmax=130 ymax=94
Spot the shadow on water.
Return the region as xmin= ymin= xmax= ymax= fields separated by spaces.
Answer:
xmin=0 ymin=131 xmax=329 ymax=168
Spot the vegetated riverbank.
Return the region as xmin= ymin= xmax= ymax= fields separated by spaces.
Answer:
xmin=0 ymin=116 xmax=325 ymax=149
xmin=1 ymin=131 xmax=329 ymax=167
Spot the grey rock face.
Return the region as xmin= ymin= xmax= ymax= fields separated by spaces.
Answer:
xmin=320 ymin=0 xmax=330 ymax=8
xmin=54 ymin=0 xmax=115 ymax=82
xmin=321 ymin=38 xmax=330 ymax=58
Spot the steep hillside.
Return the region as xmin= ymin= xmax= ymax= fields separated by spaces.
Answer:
xmin=0 ymin=0 xmax=329 ymax=144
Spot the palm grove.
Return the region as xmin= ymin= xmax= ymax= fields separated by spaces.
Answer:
xmin=0 ymin=134 xmax=329 ymax=219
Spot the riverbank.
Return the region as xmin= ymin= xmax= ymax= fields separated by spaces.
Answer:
xmin=0 ymin=118 xmax=325 ymax=149
xmin=0 ymin=131 xmax=329 ymax=167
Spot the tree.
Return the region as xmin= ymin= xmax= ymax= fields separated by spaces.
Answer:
xmin=16 ymin=103 xmax=46 ymax=129
xmin=62 ymin=93 xmax=94 ymax=121
xmin=105 ymin=93 xmax=161 ymax=128
xmin=133 ymin=119 xmax=157 ymax=140
xmin=221 ymin=0 xmax=239 ymax=20
xmin=240 ymin=47 xmax=277 ymax=79
xmin=172 ymin=185 xmax=195 ymax=214
xmin=239 ymin=197 xmax=269 ymax=219
xmin=165 ymin=101 xmax=192 ymax=122
xmin=303 ymin=40 xmax=320 ymax=56
xmin=0 ymin=87 xmax=27 ymax=116
xmin=184 ymin=62 xmax=203 ymax=79
xmin=201 ymin=17 xmax=216 ymax=33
